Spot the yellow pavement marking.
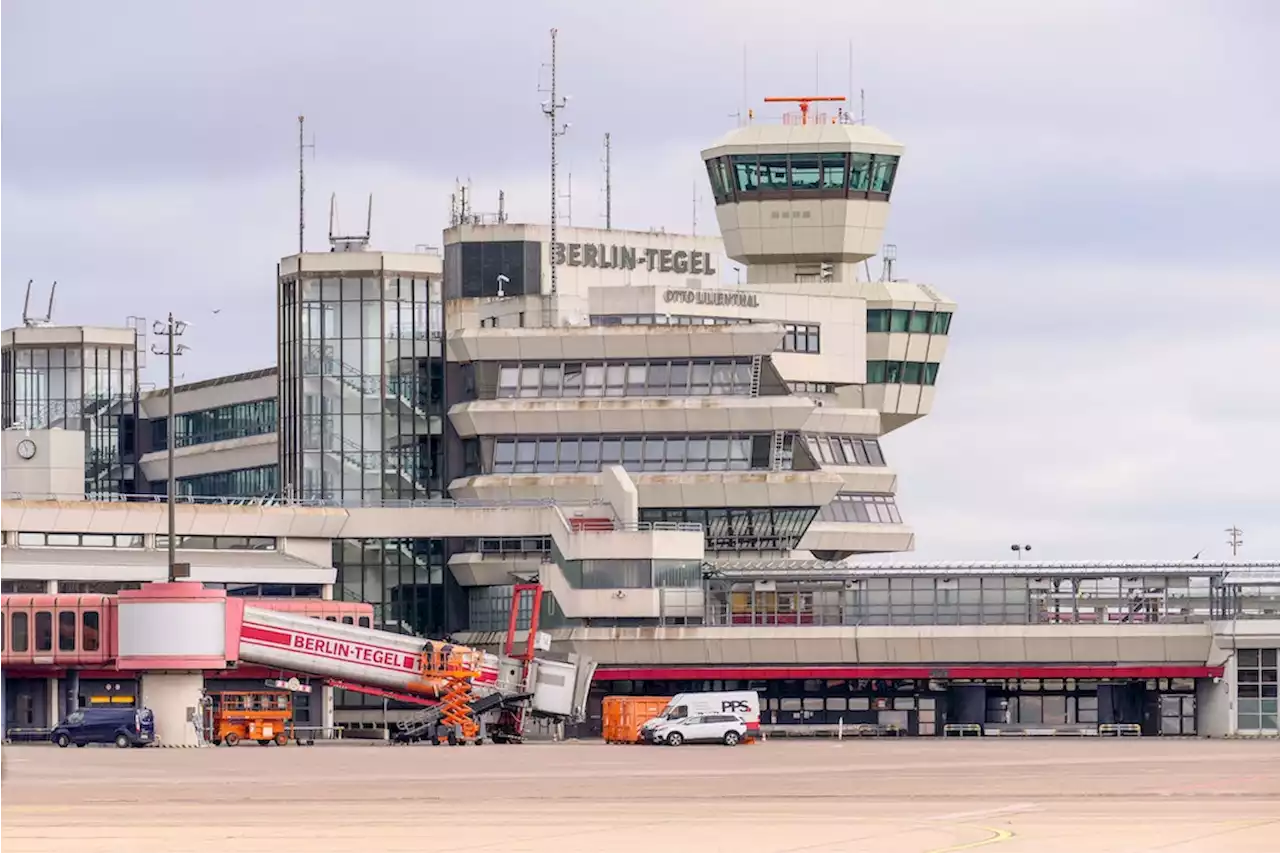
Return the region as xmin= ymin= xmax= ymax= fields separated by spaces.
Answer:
xmin=925 ymin=826 xmax=1015 ymax=853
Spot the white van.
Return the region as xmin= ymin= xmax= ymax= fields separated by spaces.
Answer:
xmin=640 ymin=691 xmax=761 ymax=743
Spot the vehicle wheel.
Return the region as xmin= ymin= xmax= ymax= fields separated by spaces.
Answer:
xmin=447 ymin=731 xmax=459 ymax=746
xmin=55 ymin=733 xmax=71 ymax=748
xmin=114 ymin=734 xmax=131 ymax=749
xmin=274 ymin=733 xmax=289 ymax=746
xmin=665 ymin=731 xmax=683 ymax=746
xmin=257 ymin=739 xmax=272 ymax=746
xmin=223 ymin=732 xmax=240 ymax=747
xmin=76 ymin=743 xmax=87 ymax=748
xmin=723 ymin=731 xmax=741 ymax=746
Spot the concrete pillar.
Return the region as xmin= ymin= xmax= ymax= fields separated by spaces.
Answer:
xmin=65 ymin=670 xmax=80 ymax=719
xmin=600 ymin=465 xmax=639 ymax=524
xmin=44 ymin=580 xmax=57 ymax=594
xmin=1197 ymin=653 xmax=1238 ymax=737
xmin=140 ymin=672 xmax=206 ymax=746
xmin=321 ymin=583 xmax=334 ymax=601
xmin=320 ymin=683 xmax=335 ymax=734
xmin=46 ymin=677 xmax=60 ymax=728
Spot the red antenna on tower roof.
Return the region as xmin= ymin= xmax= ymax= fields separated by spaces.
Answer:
xmin=763 ymin=96 xmax=846 ymax=125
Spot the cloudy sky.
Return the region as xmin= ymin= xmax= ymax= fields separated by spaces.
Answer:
xmin=3 ymin=1 xmax=1277 ymax=561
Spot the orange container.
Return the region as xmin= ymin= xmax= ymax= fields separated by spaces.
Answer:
xmin=602 ymin=695 xmax=671 ymax=744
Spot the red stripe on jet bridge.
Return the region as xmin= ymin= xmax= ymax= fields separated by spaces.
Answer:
xmin=239 ymin=622 xmax=418 ymax=674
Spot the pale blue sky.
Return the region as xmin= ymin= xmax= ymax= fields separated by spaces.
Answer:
xmin=3 ymin=0 xmax=1277 ymax=560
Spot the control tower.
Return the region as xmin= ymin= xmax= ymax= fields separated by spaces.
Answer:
xmin=700 ymin=96 xmax=903 ymax=285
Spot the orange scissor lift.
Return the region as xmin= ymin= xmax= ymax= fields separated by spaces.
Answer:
xmin=407 ymin=641 xmax=485 ymax=746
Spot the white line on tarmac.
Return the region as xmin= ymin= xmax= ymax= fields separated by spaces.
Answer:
xmin=927 ymin=803 xmax=1040 ymax=822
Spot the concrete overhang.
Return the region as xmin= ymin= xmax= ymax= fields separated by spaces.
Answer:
xmin=449 ymin=395 xmax=816 ymax=438
xmin=801 ymin=407 xmax=882 ymax=436
xmin=446 ymin=323 xmax=784 ymax=364
xmin=450 ymin=470 xmax=846 ymax=508
xmin=799 ymin=521 xmax=915 ymax=555
xmin=447 ymin=552 xmax=544 ymax=587
xmin=0 ymin=546 xmax=334 ymax=585
xmin=138 ymin=433 xmax=277 ymax=481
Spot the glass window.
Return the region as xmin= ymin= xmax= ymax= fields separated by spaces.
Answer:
xmin=535 ymin=440 xmax=558 ymax=472
xmin=865 ymin=440 xmax=884 ymax=466
xmin=759 ymin=155 xmax=789 ymax=191
xmin=849 ymin=153 xmax=872 ymax=192
xmin=930 ymin=312 xmax=952 ymax=335
xmin=11 ymin=612 xmax=28 ymax=652
xmin=82 ymin=611 xmax=100 ymax=652
xmin=601 ymin=437 xmax=622 ymax=464
xmin=59 ymin=611 xmax=76 ymax=651
xmin=884 ymin=361 xmax=903 ymax=383
xmin=559 ymin=439 xmax=580 ymax=469
xmin=902 ymin=362 xmax=923 ymax=384
xmin=687 ymin=437 xmax=707 ymax=462
xmin=35 ymin=611 xmax=52 ymax=652
xmin=584 ymin=364 xmax=605 ymax=396
xmin=493 ymin=440 xmax=516 ymax=471
xmin=821 ymin=153 xmax=846 ymax=190
xmin=514 ymin=441 xmax=536 ymax=473
xmin=866 ymin=309 xmax=889 ymax=333
xmin=604 ymin=365 xmax=626 ymax=396
xmin=732 ymin=155 xmax=759 ymax=191
xmin=924 ymin=363 xmax=940 ymax=386
xmin=541 ymin=365 xmax=563 ymax=397
xmin=669 ymin=362 xmax=690 ymax=392
xmin=870 ymin=155 xmax=899 ymax=195
xmin=866 ymin=361 xmax=886 ymax=383
xmin=889 ymin=310 xmax=910 ymax=333
xmin=643 ymin=438 xmax=665 ymax=471
xmin=562 ymin=363 xmax=583 ymax=395
xmin=908 ymin=311 xmax=931 ymax=334
xmin=705 ymin=159 xmax=725 ymax=199
xmin=647 ymin=363 xmax=670 ymax=395
xmin=579 ymin=437 xmax=600 ymax=466
xmin=789 ymin=155 xmax=820 ymax=190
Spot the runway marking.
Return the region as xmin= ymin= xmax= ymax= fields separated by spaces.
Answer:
xmin=924 ymin=826 xmax=1015 ymax=853
xmin=927 ymin=803 xmax=1039 ymax=822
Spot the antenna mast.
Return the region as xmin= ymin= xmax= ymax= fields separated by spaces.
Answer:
xmin=540 ymin=28 xmax=569 ymax=296
xmin=298 ymin=116 xmax=315 ymax=254
xmin=604 ymin=133 xmax=612 ymax=230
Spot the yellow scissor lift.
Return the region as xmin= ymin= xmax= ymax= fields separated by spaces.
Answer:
xmin=408 ymin=642 xmax=485 ymax=746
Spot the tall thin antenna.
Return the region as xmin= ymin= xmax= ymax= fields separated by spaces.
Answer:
xmin=860 ymin=88 xmax=866 ymax=124
xmin=1227 ymin=526 xmax=1243 ymax=557
xmin=692 ymin=181 xmax=702 ymax=236
xmin=297 ymin=116 xmax=315 ymax=254
xmin=540 ymin=27 xmax=569 ymax=296
xmin=560 ymin=172 xmax=574 ymax=226
xmin=742 ymin=45 xmax=748 ymax=126
xmin=22 ymin=281 xmax=57 ymax=327
xmin=604 ymin=133 xmax=612 ymax=230
xmin=847 ymin=41 xmax=854 ymax=123
xmin=498 ymin=190 xmax=506 ymax=224
xmin=365 ymin=193 xmax=373 ymax=240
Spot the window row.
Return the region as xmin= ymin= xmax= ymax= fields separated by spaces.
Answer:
xmin=175 ymin=465 xmax=279 ymax=499
xmin=491 ymin=434 xmax=780 ymax=474
xmin=866 ymin=361 xmax=941 ymax=386
xmin=866 ymin=309 xmax=953 ymax=336
xmin=706 ymin=152 xmax=900 ymax=204
xmin=803 ymin=434 xmax=886 ymax=467
xmin=781 ymin=323 xmax=821 ymax=354
xmin=590 ymin=315 xmax=750 ymax=327
xmin=13 ymin=532 xmax=143 ymax=549
xmin=788 ymin=382 xmax=837 ymax=395
xmin=155 ymin=535 xmax=277 ymax=551
xmin=555 ymin=555 xmax=702 ymax=590
xmin=588 ymin=314 xmax=823 ymax=356
xmin=640 ymin=506 xmax=818 ymax=551
xmin=150 ymin=398 xmax=277 ymax=451
xmin=5 ymin=610 xmax=100 ymax=653
xmin=459 ymin=537 xmax=554 ymax=555
xmin=495 ymin=359 xmax=755 ymax=399
xmin=817 ymin=493 xmax=904 ymax=524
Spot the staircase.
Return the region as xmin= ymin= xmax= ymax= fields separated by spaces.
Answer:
xmin=769 ymin=431 xmax=788 ymax=471
xmin=749 ymin=355 xmax=763 ymax=398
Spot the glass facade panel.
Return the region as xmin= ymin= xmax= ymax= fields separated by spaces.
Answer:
xmin=866 ymin=361 xmax=941 ymax=386
xmin=639 ymin=506 xmax=817 ymax=551
xmin=280 ymin=271 xmax=443 ymax=504
xmin=176 ymin=465 xmax=278 ymax=498
xmin=151 ymin=398 xmax=276 ymax=450
xmin=334 ymin=537 xmax=449 ymax=637
xmin=2 ymin=341 xmax=139 ymax=497
xmin=491 ymin=433 xmax=782 ymax=475
xmin=801 ymin=435 xmax=886 ymax=468
xmin=817 ymin=493 xmax=904 ymax=524
xmin=488 ymin=359 xmax=754 ymax=399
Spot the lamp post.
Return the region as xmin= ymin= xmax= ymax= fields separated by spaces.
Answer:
xmin=152 ymin=314 xmax=190 ymax=582
xmin=1011 ymin=544 xmax=1032 ymax=561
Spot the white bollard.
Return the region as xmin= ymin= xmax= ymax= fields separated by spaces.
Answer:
xmin=838 ymin=717 xmax=844 ymax=741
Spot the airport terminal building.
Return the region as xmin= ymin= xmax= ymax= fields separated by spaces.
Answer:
xmin=3 ymin=112 xmax=1278 ymax=739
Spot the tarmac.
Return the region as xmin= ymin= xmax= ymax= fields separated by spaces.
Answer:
xmin=3 ymin=738 xmax=1279 ymax=852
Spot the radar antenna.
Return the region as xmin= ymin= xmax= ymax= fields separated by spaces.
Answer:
xmin=763 ymin=95 xmax=846 ymax=126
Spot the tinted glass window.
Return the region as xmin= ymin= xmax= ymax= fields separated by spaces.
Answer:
xmin=83 ymin=611 xmax=100 ymax=652
xmin=11 ymin=612 xmax=28 ymax=652
xmin=35 ymin=611 xmax=52 ymax=652
xmin=58 ymin=611 xmax=76 ymax=651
